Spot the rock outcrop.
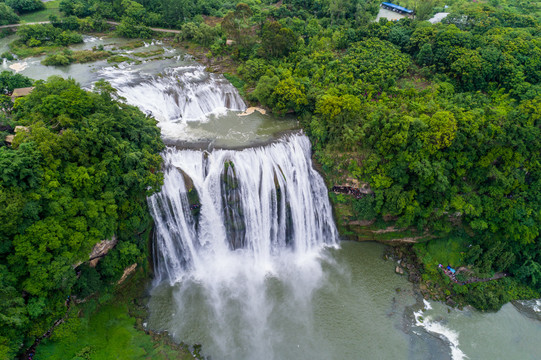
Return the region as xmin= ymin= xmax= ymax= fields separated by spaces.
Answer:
xmin=118 ymin=263 xmax=138 ymax=284
xmin=89 ymin=236 xmax=118 ymax=267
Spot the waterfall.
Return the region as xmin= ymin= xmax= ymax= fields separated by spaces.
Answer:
xmin=99 ymin=65 xmax=246 ymax=123
xmin=147 ymin=134 xmax=338 ymax=359
xmin=112 ymin=58 xmax=340 ymax=359
xmin=149 ymin=133 xmax=338 ymax=285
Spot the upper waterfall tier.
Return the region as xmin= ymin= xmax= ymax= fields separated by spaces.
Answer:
xmin=98 ymin=62 xmax=299 ymax=147
xmin=148 ymin=133 xmax=339 ymax=284
xmin=99 ymin=65 xmax=246 ymax=122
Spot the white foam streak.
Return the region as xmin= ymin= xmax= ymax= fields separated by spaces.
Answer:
xmin=414 ymin=309 xmax=467 ymax=360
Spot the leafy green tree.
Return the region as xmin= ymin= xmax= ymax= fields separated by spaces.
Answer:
xmin=6 ymin=0 xmax=44 ymax=14
xmin=260 ymin=21 xmax=298 ymax=58
xmin=221 ymin=3 xmax=253 ymax=46
xmin=0 ymin=3 xmax=19 ymax=25
xmin=0 ymin=71 xmax=32 ymax=94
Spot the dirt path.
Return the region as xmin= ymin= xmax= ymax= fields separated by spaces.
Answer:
xmin=440 ymin=266 xmax=509 ymax=285
xmin=0 ymin=21 xmax=50 ymax=29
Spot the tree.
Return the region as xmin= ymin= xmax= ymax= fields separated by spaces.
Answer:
xmin=272 ymin=76 xmax=308 ymax=114
xmin=420 ymin=111 xmax=457 ymax=153
xmin=0 ymin=3 xmax=19 ymax=25
xmin=261 ymin=21 xmax=298 ymax=58
xmin=221 ymin=3 xmax=253 ymax=46
xmin=6 ymin=0 xmax=44 ymax=14
xmin=0 ymin=71 xmax=32 ymax=94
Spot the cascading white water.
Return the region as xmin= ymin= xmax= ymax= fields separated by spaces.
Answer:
xmin=99 ymin=65 xmax=246 ymax=123
xmin=149 ymin=133 xmax=338 ymax=284
xmin=147 ymin=134 xmax=339 ymax=359
xmin=110 ymin=57 xmax=340 ymax=359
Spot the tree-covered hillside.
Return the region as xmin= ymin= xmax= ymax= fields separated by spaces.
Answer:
xmin=127 ymin=0 xmax=540 ymax=308
xmin=0 ymin=2 xmax=540 ymax=357
xmin=0 ymin=75 xmax=163 ymax=358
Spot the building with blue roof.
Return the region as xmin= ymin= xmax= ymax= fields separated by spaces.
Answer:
xmin=381 ymin=2 xmax=414 ymax=15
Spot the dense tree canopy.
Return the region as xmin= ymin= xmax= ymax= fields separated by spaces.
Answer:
xmin=5 ymin=0 xmax=44 ymax=14
xmin=0 ymin=3 xmax=19 ymax=25
xmin=0 ymin=75 xmax=163 ymax=358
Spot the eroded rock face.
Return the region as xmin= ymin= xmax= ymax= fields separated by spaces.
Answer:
xmin=89 ymin=236 xmax=118 ymax=267
xmin=117 ymin=263 xmax=137 ymax=285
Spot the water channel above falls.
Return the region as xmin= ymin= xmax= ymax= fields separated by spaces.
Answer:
xmin=5 ymin=35 xmax=539 ymax=359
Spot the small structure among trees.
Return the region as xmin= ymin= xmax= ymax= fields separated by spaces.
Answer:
xmin=10 ymin=86 xmax=34 ymax=101
xmin=380 ymin=2 xmax=414 ymax=16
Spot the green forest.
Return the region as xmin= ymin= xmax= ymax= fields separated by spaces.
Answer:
xmin=0 ymin=74 xmax=164 ymax=358
xmin=1 ymin=0 xmax=541 ymax=357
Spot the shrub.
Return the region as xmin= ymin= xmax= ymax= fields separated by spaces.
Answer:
xmin=6 ymin=0 xmax=44 ymax=14
xmin=42 ymin=53 xmax=72 ymax=66
xmin=353 ymin=195 xmax=377 ymax=220
xmin=0 ymin=3 xmax=19 ymax=26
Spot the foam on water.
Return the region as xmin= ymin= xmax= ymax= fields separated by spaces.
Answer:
xmin=148 ymin=133 xmax=339 ymax=359
xmin=414 ymin=305 xmax=468 ymax=360
xmin=98 ymin=65 xmax=246 ymax=137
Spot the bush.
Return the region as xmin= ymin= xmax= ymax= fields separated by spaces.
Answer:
xmin=1 ymin=52 xmax=14 ymax=61
xmin=353 ymin=195 xmax=377 ymax=220
xmin=116 ymin=18 xmax=153 ymax=39
xmin=73 ymin=265 xmax=103 ymax=299
xmin=0 ymin=3 xmax=19 ymax=26
xmin=42 ymin=53 xmax=72 ymax=66
xmin=6 ymin=0 xmax=44 ymax=14
xmin=17 ymin=24 xmax=83 ymax=47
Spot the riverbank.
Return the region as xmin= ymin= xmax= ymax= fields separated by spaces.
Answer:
xmin=33 ymin=264 xmax=198 ymax=359
xmin=168 ymin=33 xmax=541 ymax=312
xmin=385 ymin=243 xmax=540 ymax=311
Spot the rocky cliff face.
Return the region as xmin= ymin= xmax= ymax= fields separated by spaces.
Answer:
xmin=89 ymin=236 xmax=118 ymax=267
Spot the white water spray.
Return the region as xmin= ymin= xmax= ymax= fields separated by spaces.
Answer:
xmin=149 ymin=133 xmax=338 ymax=284
xmin=147 ymin=133 xmax=338 ymax=359
xmin=99 ymin=65 xmax=246 ymax=123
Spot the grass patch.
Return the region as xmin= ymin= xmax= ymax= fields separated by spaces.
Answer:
xmin=118 ymin=41 xmax=145 ymax=50
xmin=414 ymin=236 xmax=468 ymax=269
xmin=19 ymin=1 xmax=63 ymax=23
xmin=9 ymin=42 xmax=63 ymax=58
xmin=72 ymin=49 xmax=111 ymax=63
xmin=107 ymin=55 xmax=132 ymax=63
xmin=34 ymin=269 xmax=195 ymax=360
xmin=41 ymin=50 xmax=111 ymax=66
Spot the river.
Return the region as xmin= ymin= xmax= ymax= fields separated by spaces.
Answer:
xmin=4 ymin=35 xmax=539 ymax=360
